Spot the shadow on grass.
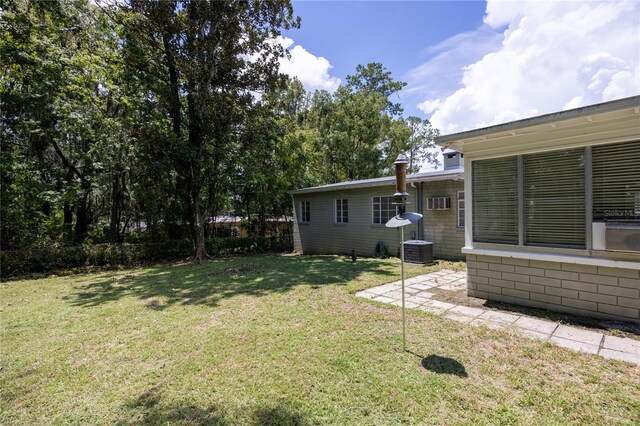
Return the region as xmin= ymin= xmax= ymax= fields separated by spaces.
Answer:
xmin=63 ymin=255 xmax=395 ymax=309
xmin=407 ymin=351 xmax=468 ymax=377
xmin=421 ymin=355 xmax=468 ymax=377
xmin=117 ymin=387 xmax=308 ymax=425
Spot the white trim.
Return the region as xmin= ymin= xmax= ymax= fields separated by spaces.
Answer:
xmin=335 ymin=198 xmax=348 ymax=224
xmin=299 ymin=201 xmax=310 ymax=223
xmin=371 ymin=195 xmax=395 ymax=225
xmin=464 ymin=156 xmax=473 ymax=248
xmin=290 ymin=170 xmax=463 ymax=195
xmin=461 ymin=247 xmax=640 ymax=270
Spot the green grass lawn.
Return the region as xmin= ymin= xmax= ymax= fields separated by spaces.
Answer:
xmin=1 ymin=255 xmax=638 ymax=425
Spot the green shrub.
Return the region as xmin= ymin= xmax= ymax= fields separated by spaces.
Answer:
xmin=0 ymin=236 xmax=293 ymax=278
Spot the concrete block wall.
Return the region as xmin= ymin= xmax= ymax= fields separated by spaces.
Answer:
xmin=466 ymin=254 xmax=640 ymax=322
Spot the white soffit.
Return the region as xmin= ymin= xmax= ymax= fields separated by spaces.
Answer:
xmin=436 ymin=96 xmax=640 ymax=158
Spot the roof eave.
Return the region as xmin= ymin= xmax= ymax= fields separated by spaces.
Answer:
xmin=289 ymin=171 xmax=464 ymax=195
xmin=435 ymin=95 xmax=640 ymax=147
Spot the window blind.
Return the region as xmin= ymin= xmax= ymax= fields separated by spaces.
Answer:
xmin=473 ymin=157 xmax=519 ymax=244
xmin=524 ymin=148 xmax=585 ymax=248
xmin=592 ymin=140 xmax=640 ymax=222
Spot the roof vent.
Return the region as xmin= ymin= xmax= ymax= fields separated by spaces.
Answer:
xmin=442 ymin=148 xmax=463 ymax=170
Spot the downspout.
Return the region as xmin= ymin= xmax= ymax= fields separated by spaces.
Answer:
xmin=411 ymin=182 xmax=425 ymax=240
xmin=419 ymin=182 xmax=424 ymax=240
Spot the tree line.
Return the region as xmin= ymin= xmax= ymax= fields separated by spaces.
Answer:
xmin=1 ymin=0 xmax=438 ymax=260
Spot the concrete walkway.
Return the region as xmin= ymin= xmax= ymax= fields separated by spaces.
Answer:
xmin=356 ymin=270 xmax=640 ymax=365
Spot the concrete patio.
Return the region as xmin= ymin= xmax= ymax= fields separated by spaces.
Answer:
xmin=356 ymin=270 xmax=640 ymax=365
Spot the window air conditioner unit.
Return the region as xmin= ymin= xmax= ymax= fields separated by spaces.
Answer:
xmin=427 ymin=196 xmax=451 ymax=210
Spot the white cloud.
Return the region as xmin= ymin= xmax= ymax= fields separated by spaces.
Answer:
xmin=277 ymin=37 xmax=341 ymax=92
xmin=405 ymin=26 xmax=502 ymax=105
xmin=417 ymin=98 xmax=442 ymax=115
xmin=415 ymin=0 xmax=640 ymax=134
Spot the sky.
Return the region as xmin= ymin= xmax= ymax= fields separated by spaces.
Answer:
xmin=279 ymin=0 xmax=640 ymax=136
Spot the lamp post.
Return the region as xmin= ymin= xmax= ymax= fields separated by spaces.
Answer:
xmin=386 ymin=154 xmax=422 ymax=352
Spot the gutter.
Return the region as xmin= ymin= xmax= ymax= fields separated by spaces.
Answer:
xmin=289 ymin=171 xmax=464 ymax=195
xmin=436 ymin=95 xmax=640 ymax=146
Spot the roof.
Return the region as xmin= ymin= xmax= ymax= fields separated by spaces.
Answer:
xmin=435 ymin=96 xmax=640 ymax=146
xmin=289 ymin=168 xmax=463 ymax=195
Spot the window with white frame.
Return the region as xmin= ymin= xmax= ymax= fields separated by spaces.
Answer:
xmin=300 ymin=201 xmax=310 ymax=222
xmin=457 ymin=191 xmax=465 ymax=228
xmin=335 ymin=199 xmax=348 ymax=223
xmin=372 ymin=196 xmax=395 ymax=224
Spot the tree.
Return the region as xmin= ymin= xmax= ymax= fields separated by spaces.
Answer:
xmin=345 ymin=62 xmax=407 ymax=116
xmin=404 ymin=116 xmax=440 ymax=173
xmin=306 ymin=63 xmax=410 ymax=183
xmin=125 ymin=0 xmax=299 ymax=261
xmin=1 ymin=0 xmax=133 ymax=246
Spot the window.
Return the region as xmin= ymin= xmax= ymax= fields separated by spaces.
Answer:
xmin=592 ymin=140 xmax=640 ymax=223
xmin=427 ymin=197 xmax=451 ymax=210
xmin=472 ymin=156 xmax=519 ymax=244
xmin=524 ymin=149 xmax=585 ymax=248
xmin=457 ymin=191 xmax=465 ymax=228
xmin=300 ymin=201 xmax=310 ymax=222
xmin=372 ymin=196 xmax=395 ymax=224
xmin=335 ymin=199 xmax=348 ymax=223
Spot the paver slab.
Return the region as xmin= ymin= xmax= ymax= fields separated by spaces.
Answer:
xmin=552 ymin=325 xmax=603 ymax=347
xmin=372 ymin=295 xmax=396 ymax=304
xmin=424 ymin=300 xmax=457 ymax=311
xmin=449 ymin=305 xmax=485 ymax=318
xmin=513 ymin=317 xmax=559 ymax=335
xmin=408 ymin=283 xmax=435 ymax=291
xmin=389 ymin=299 xmax=419 ymax=309
xmin=417 ymin=305 xmax=450 ymax=315
xmin=367 ymin=286 xmax=395 ymax=295
xmin=444 ymin=312 xmax=474 ymax=324
xmin=599 ymin=348 xmax=640 ymax=364
xmin=519 ymin=328 xmax=550 ymax=341
xmin=479 ymin=310 xmax=520 ymax=325
xmin=602 ymin=335 xmax=640 ymax=354
xmin=355 ymin=270 xmax=639 ymax=365
xmin=548 ymin=336 xmax=599 ymax=354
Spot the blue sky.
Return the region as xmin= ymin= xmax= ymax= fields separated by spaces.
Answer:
xmin=278 ymin=0 xmax=640 ymax=135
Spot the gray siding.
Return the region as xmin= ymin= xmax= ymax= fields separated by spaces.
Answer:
xmin=292 ymin=180 xmax=465 ymax=260
xmin=422 ymin=180 xmax=465 ymax=260
xmin=467 ymin=254 xmax=640 ymax=323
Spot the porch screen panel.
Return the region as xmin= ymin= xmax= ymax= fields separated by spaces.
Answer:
xmin=592 ymin=140 xmax=640 ymax=223
xmin=524 ymin=148 xmax=585 ymax=248
xmin=472 ymin=157 xmax=518 ymax=244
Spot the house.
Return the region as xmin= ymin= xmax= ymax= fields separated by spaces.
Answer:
xmin=210 ymin=215 xmax=293 ymax=238
xmin=290 ymin=151 xmax=466 ymax=260
xmin=436 ymin=96 xmax=640 ymax=323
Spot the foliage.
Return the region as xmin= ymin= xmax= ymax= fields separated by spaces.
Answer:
xmin=1 ymin=1 xmax=440 ymax=261
xmin=1 ymin=236 xmax=293 ymax=278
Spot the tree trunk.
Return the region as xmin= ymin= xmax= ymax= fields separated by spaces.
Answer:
xmin=74 ymin=191 xmax=90 ymax=244
xmin=192 ymin=218 xmax=206 ymax=262
xmin=63 ymin=202 xmax=73 ymax=241
xmin=109 ymin=173 xmax=121 ymax=243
